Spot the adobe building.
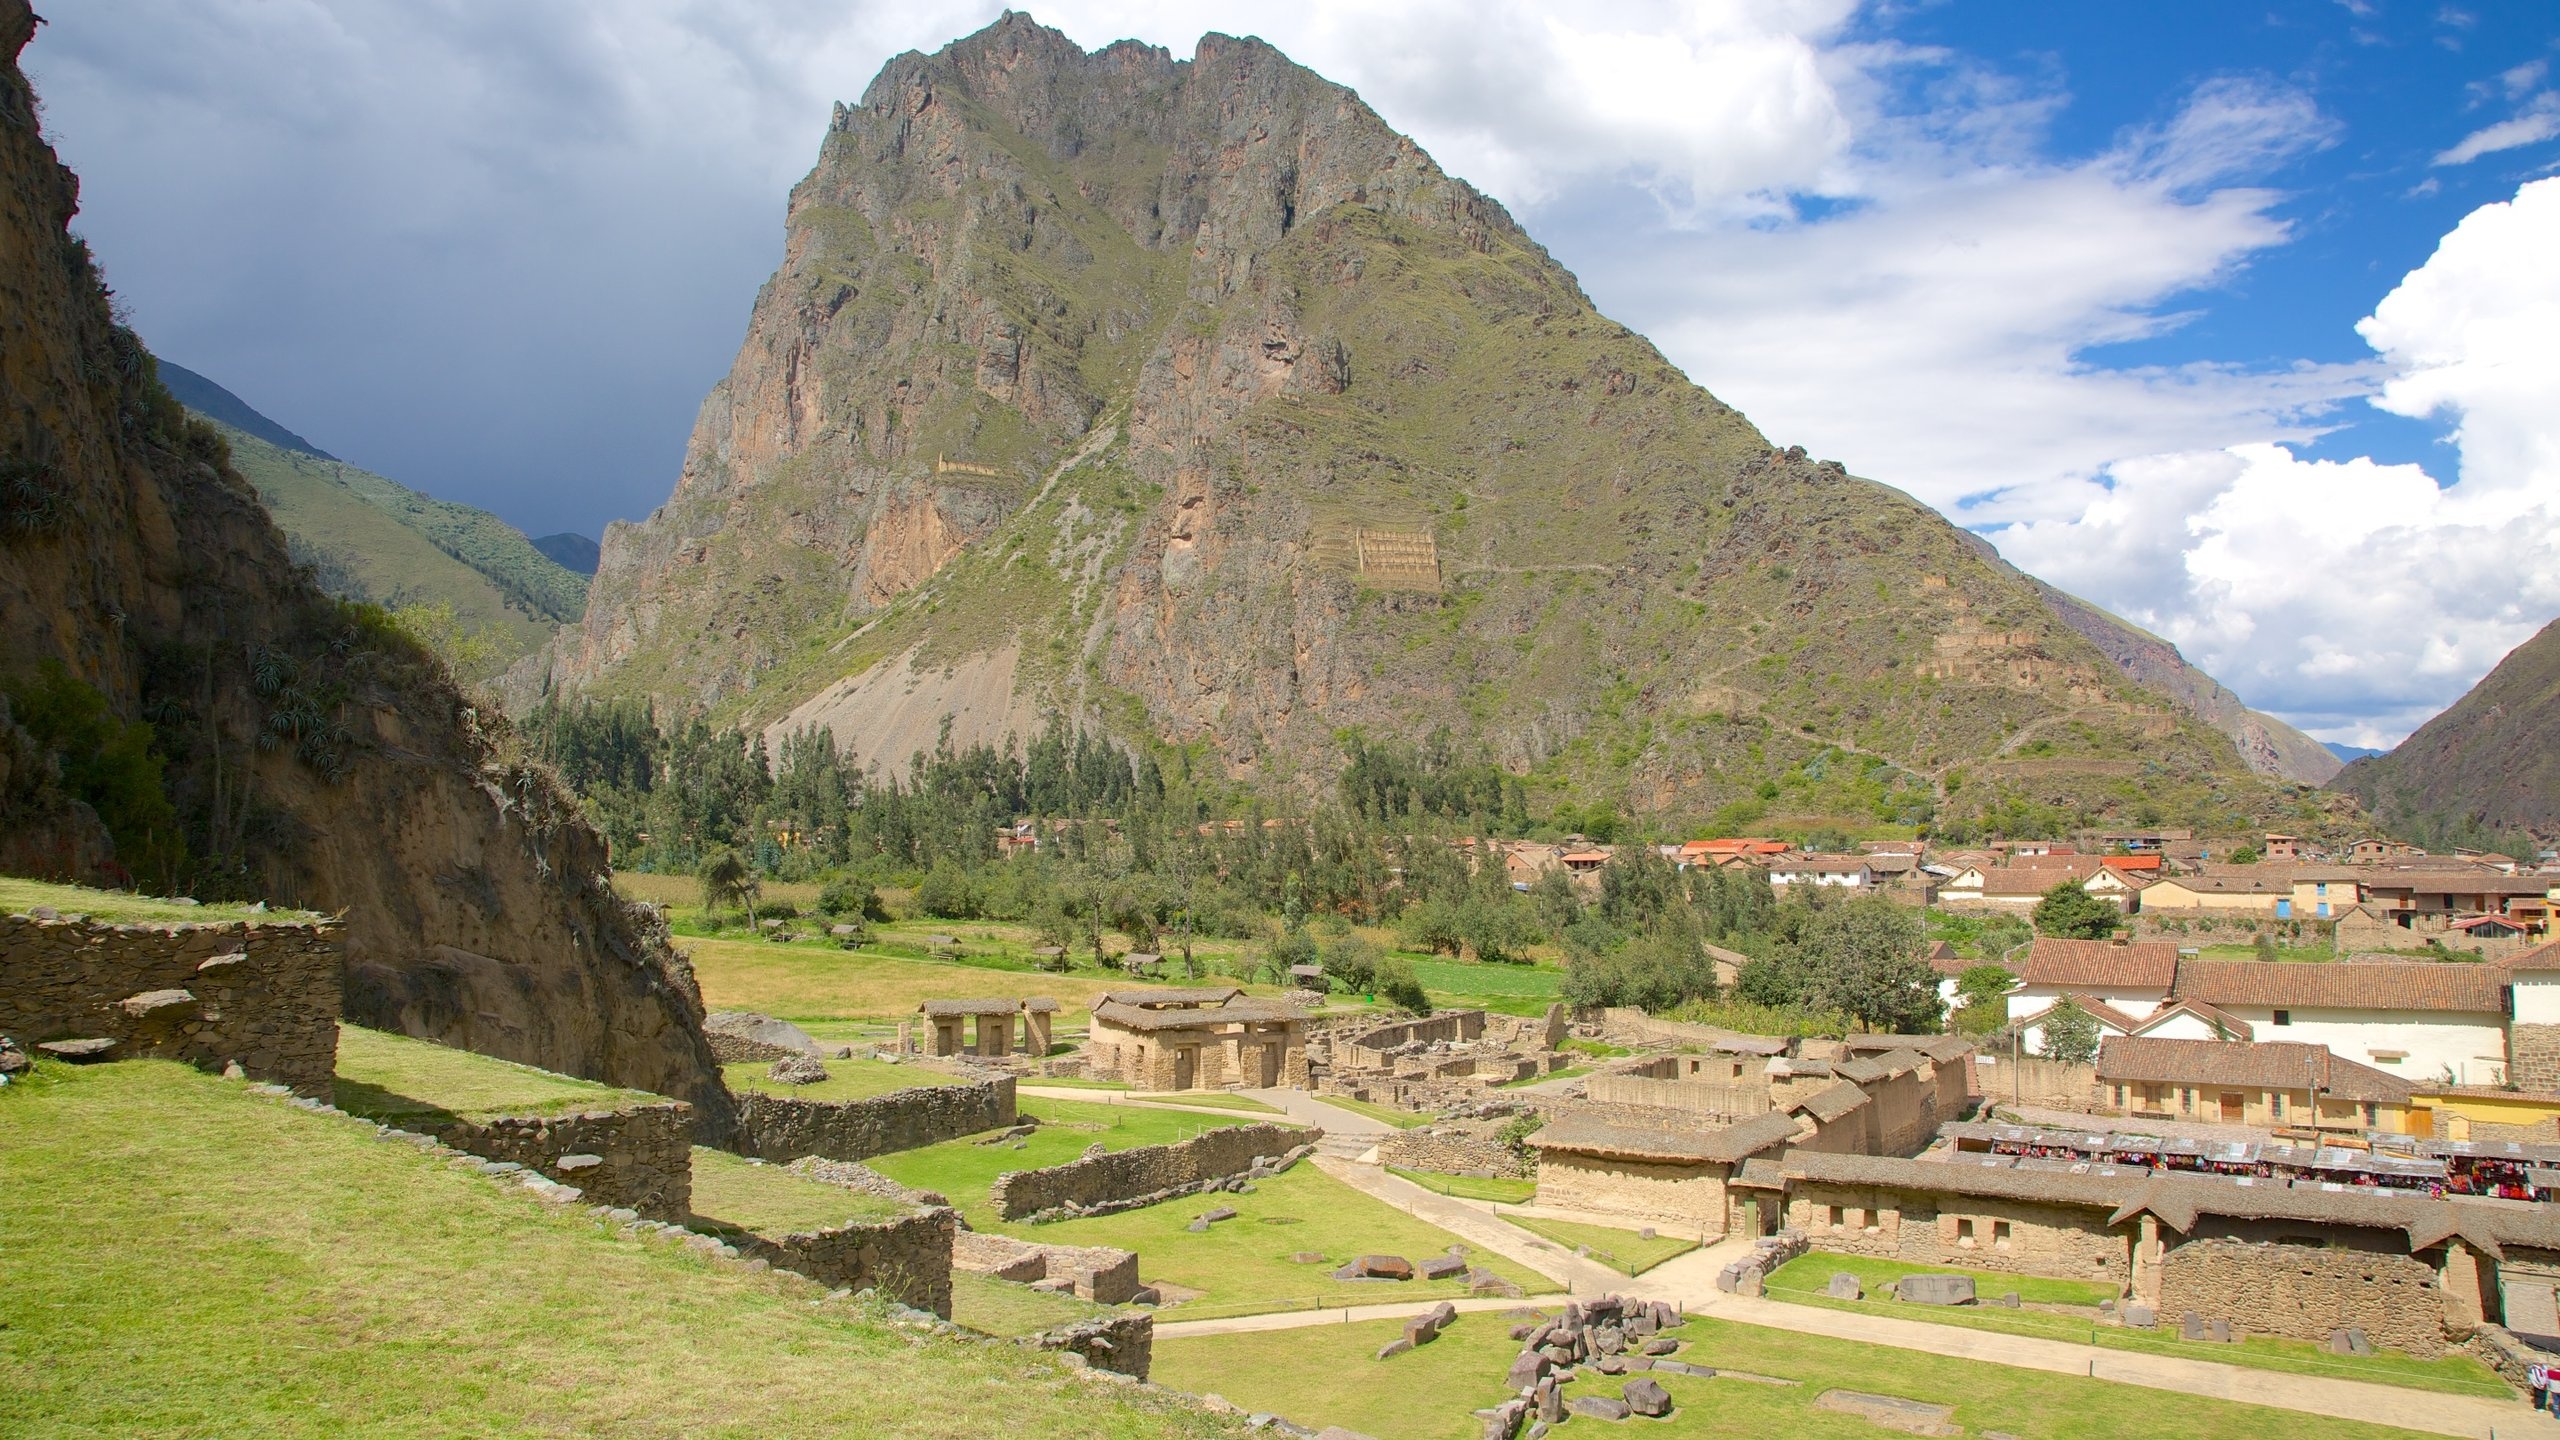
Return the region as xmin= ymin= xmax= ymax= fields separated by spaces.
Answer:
xmin=1082 ymin=988 xmax=1308 ymax=1090
xmin=916 ymin=998 xmax=1057 ymax=1059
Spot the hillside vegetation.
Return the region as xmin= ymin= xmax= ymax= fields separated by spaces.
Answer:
xmin=214 ymin=419 xmax=587 ymax=677
xmin=543 ymin=15 xmax=2358 ymax=843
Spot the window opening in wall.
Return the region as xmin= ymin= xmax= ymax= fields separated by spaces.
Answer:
xmin=1956 ymin=1217 xmax=1976 ymax=1247
xmin=2273 ymin=1009 xmax=2292 ymax=1026
xmin=1992 ymin=1220 xmax=2012 ymax=1251
xmin=2271 ymin=1091 xmax=2284 ymax=1118
xmin=1829 ymin=1205 xmax=1845 ymax=1227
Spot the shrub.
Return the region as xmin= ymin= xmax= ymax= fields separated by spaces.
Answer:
xmin=915 ymin=858 xmax=977 ymax=920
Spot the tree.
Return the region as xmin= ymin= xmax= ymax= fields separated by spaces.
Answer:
xmin=2031 ymin=879 xmax=2118 ymax=940
xmin=1320 ymin=931 xmax=1381 ymax=996
xmin=1797 ymin=897 xmax=1939 ymax=1033
xmin=817 ymin=876 xmax=885 ymax=921
xmin=2227 ymin=846 xmax=2261 ymax=865
xmin=1376 ymin=955 xmax=1430 ymax=1015
xmin=915 ymin=857 xmax=976 ymax=919
xmin=697 ymin=849 xmax=759 ymax=928
xmin=1952 ymin=964 xmax=2016 ymax=1036
xmin=2038 ymin=997 xmax=2101 ymax=1065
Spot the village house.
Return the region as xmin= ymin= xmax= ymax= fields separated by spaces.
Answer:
xmin=2352 ymin=837 xmax=2427 ymax=862
xmin=2135 ymin=868 xmax=2296 ymax=916
xmin=2006 ymin=938 xmax=2180 ymax=1050
xmin=1766 ymin=853 xmax=1877 ymax=889
xmin=2359 ymin=867 xmax=2554 ymax=934
xmin=2095 ymin=1034 xmax=2416 ymax=1131
xmin=1081 ymin=988 xmax=1309 ymax=1090
xmin=2172 ymin=959 xmax=2509 ymax=1085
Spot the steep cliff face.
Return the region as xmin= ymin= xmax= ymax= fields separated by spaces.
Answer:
xmin=0 ymin=5 xmax=728 ymax=1127
xmin=549 ymin=14 xmax=2348 ymax=837
xmin=2334 ymin=616 xmax=2560 ymax=845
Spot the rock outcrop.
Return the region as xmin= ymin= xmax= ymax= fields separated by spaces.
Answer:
xmin=537 ymin=13 xmax=2349 ymax=837
xmin=0 ymin=3 xmax=728 ymax=1130
xmin=2333 ymin=616 xmax=2560 ymax=847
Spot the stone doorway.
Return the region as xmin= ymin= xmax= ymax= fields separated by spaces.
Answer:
xmin=1257 ymin=1042 xmax=1280 ymax=1087
xmin=1172 ymin=1046 xmax=1196 ymax=1091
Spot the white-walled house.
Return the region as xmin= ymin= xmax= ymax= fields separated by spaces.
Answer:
xmin=2171 ymin=960 xmax=2509 ymax=1086
xmin=1767 ymin=854 xmax=1877 ymax=889
xmin=2006 ymin=938 xmax=2179 ymax=1053
xmin=2498 ymin=941 xmax=2560 ymax=1090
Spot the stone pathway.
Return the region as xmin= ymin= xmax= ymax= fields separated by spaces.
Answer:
xmin=1159 ymin=1136 xmax=2537 ymax=1440
xmin=1240 ymin=1089 xmax=1397 ymax=1158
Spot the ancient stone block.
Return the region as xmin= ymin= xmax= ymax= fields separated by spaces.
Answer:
xmin=1827 ymin=1272 xmax=1864 ymax=1300
xmin=1506 ymin=1351 xmax=1548 ymax=1388
xmin=2182 ymin=1312 xmax=2207 ymax=1340
xmin=1813 ymin=1390 xmax=1960 ymax=1436
xmin=1419 ymin=1254 xmax=1467 ymax=1280
xmin=1375 ymin=1338 xmax=1412 ymax=1361
xmin=1895 ymin=1273 xmax=1975 ymax=1307
xmin=1355 ymin=1254 xmax=1415 ymax=1280
xmin=1567 ymin=1395 xmax=1631 ymax=1421
xmin=1641 ymin=1337 xmax=1677 ymax=1356
xmin=1622 ymin=1378 xmax=1672 ymax=1417
xmin=2123 ymin=1304 xmax=2156 ymax=1328
xmin=1404 ymin=1315 xmax=1438 ymax=1347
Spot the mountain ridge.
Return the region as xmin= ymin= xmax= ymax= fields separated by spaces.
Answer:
xmin=530 ymin=13 xmax=2357 ymax=841
xmin=2333 ymin=616 xmax=2560 ymax=848
xmin=154 ymin=359 xmax=333 ymax=459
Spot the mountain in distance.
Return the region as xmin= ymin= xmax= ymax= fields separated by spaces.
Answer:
xmin=2333 ymin=616 xmax=2560 ymax=848
xmin=155 ymin=359 xmax=334 ymax=460
xmin=534 ymin=14 xmax=2360 ymax=839
xmin=533 ymin=532 xmax=601 ymax=575
xmin=2325 ymin=742 xmax=2384 ymax=764
xmin=170 ymin=379 xmax=589 ymax=680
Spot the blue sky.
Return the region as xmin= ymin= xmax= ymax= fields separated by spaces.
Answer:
xmin=22 ymin=1 xmax=2560 ymax=745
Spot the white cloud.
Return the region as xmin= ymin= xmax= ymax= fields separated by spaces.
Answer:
xmin=1993 ymin=179 xmax=2560 ymax=746
xmin=2436 ymin=90 xmax=2560 ymax=165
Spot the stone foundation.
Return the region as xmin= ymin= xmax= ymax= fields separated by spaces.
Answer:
xmin=0 ymin=912 xmax=341 ymax=1096
xmin=2158 ymin=1237 xmax=2443 ymax=1357
xmin=435 ymin=1103 xmax=694 ymax=1220
xmin=1786 ymin=1183 xmax=2131 ymax=1290
xmin=731 ymin=1205 xmax=957 ymax=1318
xmin=951 ymin=1231 xmax=1142 ymax=1302
xmin=731 ymin=1075 xmax=1014 ymax=1162
xmin=1376 ymin=1124 xmax=1530 ymax=1179
xmin=992 ymin=1123 xmax=1313 ymax=1221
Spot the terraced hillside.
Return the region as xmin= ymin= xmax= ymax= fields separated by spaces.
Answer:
xmin=534 ymin=14 xmax=2354 ymax=839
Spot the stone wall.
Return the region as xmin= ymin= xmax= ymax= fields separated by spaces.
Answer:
xmin=0 ymin=913 xmax=341 ymax=1096
xmin=2509 ymin=1024 xmax=2560 ymax=1094
xmin=1584 ymin=1074 xmax=1771 ymax=1119
xmin=731 ymin=1075 xmax=1014 ymax=1162
xmin=1973 ymin=1054 xmax=2096 ymax=1109
xmin=991 ymin=1123 xmax=1309 ymax=1221
xmin=435 ymin=1103 xmax=694 ymax=1220
xmin=2158 ymin=1237 xmax=2444 ymax=1357
xmin=950 ymin=1231 xmax=1142 ymax=1303
xmin=1375 ymin=1125 xmax=1530 ymax=1178
xmin=1534 ymin=1151 xmax=1731 ymax=1231
xmin=1339 ymin=1010 xmax=1487 ymax=1066
xmin=731 ymin=1204 xmax=957 ymax=1319
xmin=1785 ymin=1183 xmax=2130 ymax=1290
xmin=1025 ymin=1310 xmax=1153 ymax=1379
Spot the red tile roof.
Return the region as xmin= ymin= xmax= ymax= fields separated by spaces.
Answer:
xmin=2171 ymin=959 xmax=2508 ymax=1014
xmin=2096 ymin=1036 xmax=2414 ymax=1104
xmin=2018 ymin=938 xmax=2179 ymax=990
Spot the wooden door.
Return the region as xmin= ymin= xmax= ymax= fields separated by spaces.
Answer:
xmin=2219 ymin=1092 xmax=2245 ymax=1123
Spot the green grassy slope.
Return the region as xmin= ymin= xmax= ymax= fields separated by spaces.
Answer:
xmin=211 ymin=419 xmax=587 ymax=676
xmin=0 ymin=1059 xmax=1226 ymax=1439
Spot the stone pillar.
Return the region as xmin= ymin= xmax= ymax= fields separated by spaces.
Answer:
xmin=2132 ymin=1215 xmax=2162 ymax=1307
xmin=1025 ymin=1010 xmax=1052 ymax=1055
xmin=2441 ymin=1240 xmax=2486 ymax=1336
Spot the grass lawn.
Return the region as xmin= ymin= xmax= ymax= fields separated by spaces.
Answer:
xmin=1129 ymin=1092 xmax=1280 ymax=1114
xmin=948 ymin=1269 xmax=1114 ymax=1339
xmin=866 ymin=1097 xmax=1261 ymax=1227
xmin=1027 ymin=1076 xmax=1136 ymax=1091
xmin=1315 ymin=1094 xmax=1433 ymax=1129
xmin=685 ymin=1147 xmax=908 ymax=1236
xmin=1021 ymin=1165 xmax=1553 ymax=1319
xmin=1500 ymin=1065 xmax=1589 ymax=1086
xmin=1762 ymin=1254 xmax=2510 ymax=1397
xmin=721 ymin=1058 xmax=967 ymax=1103
xmin=1152 ymin=1311 xmax=2443 ymax=1440
xmin=1402 ymin=957 xmax=1562 ymax=1017
xmin=1386 ymin=1167 xmax=1538 ymax=1205
xmin=0 ymin=874 xmax=327 ymax=926
xmin=332 ymin=1025 xmax=669 ymax=1123
xmin=0 ymin=1059 xmax=1228 ymax=1439
xmin=1507 ymin=1215 xmax=1699 ymax=1274
xmin=1766 ymin=1252 xmax=2114 ymax=1308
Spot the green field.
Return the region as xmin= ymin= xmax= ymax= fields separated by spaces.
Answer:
xmin=721 ymin=1058 xmax=968 ymax=1103
xmin=333 ymin=1025 xmax=669 ymax=1123
xmin=685 ymin=1147 xmax=908 ymax=1236
xmin=1402 ymin=956 xmax=1563 ymax=1017
xmin=949 ymin=1269 xmax=1115 ymax=1339
xmin=1128 ymin=1091 xmax=1281 ymax=1114
xmin=1152 ymin=1311 xmax=2443 ymax=1440
xmin=1385 ymin=1167 xmax=1538 ymax=1204
xmin=1507 ymin=1214 xmax=1699 ymax=1274
xmin=0 ymin=875 xmax=327 ymax=926
xmin=865 ymin=1097 xmax=1267 ymax=1227
xmin=0 ymin=1059 xmax=1224 ymax=1439
xmin=1762 ymin=1253 xmax=2510 ymax=1397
